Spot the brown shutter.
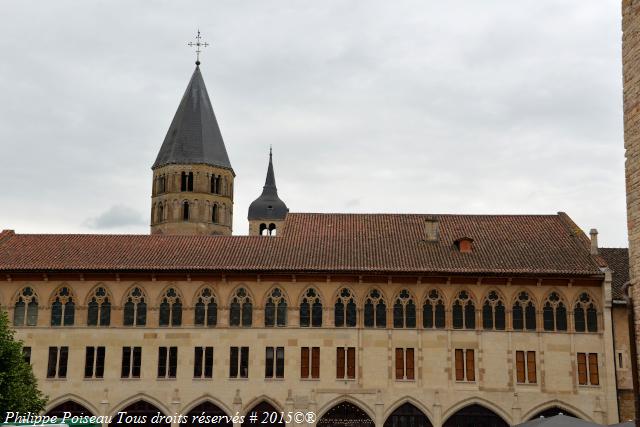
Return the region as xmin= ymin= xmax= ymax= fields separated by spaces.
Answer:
xmin=347 ymin=347 xmax=356 ymax=379
xmin=588 ymin=353 xmax=599 ymax=386
xmin=577 ymin=353 xmax=587 ymax=385
xmin=406 ymin=348 xmax=415 ymax=380
xmin=515 ymin=351 xmax=525 ymax=383
xmin=527 ymin=351 xmax=537 ymax=384
xmin=336 ymin=347 xmax=345 ymax=379
xmin=455 ymin=349 xmax=464 ymax=381
xmin=311 ymin=347 xmax=320 ymax=379
xmin=301 ymin=347 xmax=309 ymax=378
xmin=466 ymin=349 xmax=475 ymax=381
xmin=395 ymin=348 xmax=404 ymax=379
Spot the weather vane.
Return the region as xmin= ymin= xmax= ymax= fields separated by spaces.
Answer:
xmin=188 ymin=30 xmax=209 ymax=66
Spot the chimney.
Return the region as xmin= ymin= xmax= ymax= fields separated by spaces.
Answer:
xmin=425 ymin=216 xmax=439 ymax=242
xmin=589 ymin=228 xmax=598 ymax=255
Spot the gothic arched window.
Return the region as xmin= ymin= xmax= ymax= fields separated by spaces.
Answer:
xmin=194 ymin=287 xmax=217 ymax=327
xmin=452 ymin=290 xmax=475 ymax=329
xmin=300 ymin=288 xmax=322 ymax=327
xmin=229 ymin=287 xmax=252 ymax=327
xmin=574 ymin=292 xmax=598 ymax=332
xmin=423 ymin=289 xmax=446 ymax=329
xmin=364 ymin=289 xmax=386 ymax=328
xmin=87 ymin=286 xmax=111 ymax=327
xmin=512 ymin=291 xmax=536 ymax=331
xmin=14 ymin=287 xmax=38 ymax=327
xmin=123 ymin=286 xmax=147 ymax=327
xmin=265 ymin=288 xmax=287 ymax=327
xmin=393 ymin=289 xmax=416 ymax=328
xmin=543 ymin=292 xmax=567 ymax=332
xmin=50 ymin=286 xmax=75 ymax=327
xmin=159 ymin=288 xmax=182 ymax=327
xmin=335 ymin=288 xmax=357 ymax=327
xmin=482 ymin=290 xmax=505 ymax=330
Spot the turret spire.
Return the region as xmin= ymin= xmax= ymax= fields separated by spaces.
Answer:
xmin=248 ymin=149 xmax=289 ymax=235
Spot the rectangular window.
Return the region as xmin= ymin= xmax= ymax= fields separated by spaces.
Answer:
xmin=47 ymin=347 xmax=58 ymax=378
xmin=454 ymin=349 xmax=475 ymax=382
xmin=577 ymin=352 xmax=599 ymax=386
xmin=336 ymin=347 xmax=356 ymax=379
xmin=395 ymin=348 xmax=415 ymax=380
xmin=588 ymin=353 xmax=599 ymax=386
xmin=23 ymin=347 xmax=31 ymax=365
xmin=194 ymin=347 xmax=214 ymax=379
xmin=526 ymin=351 xmax=536 ymax=383
xmin=276 ymin=347 xmax=285 ymax=378
xmin=84 ymin=346 xmax=106 ymax=379
xmin=230 ymin=346 xmax=249 ymax=378
xmin=301 ymin=347 xmax=320 ymax=379
xmin=158 ymin=347 xmax=177 ymax=378
xmin=265 ymin=347 xmax=274 ymax=378
xmin=265 ymin=347 xmax=284 ymax=379
xmin=515 ymin=351 xmax=536 ymax=384
xmin=121 ymin=346 xmax=141 ymax=378
xmin=47 ymin=346 xmax=68 ymax=379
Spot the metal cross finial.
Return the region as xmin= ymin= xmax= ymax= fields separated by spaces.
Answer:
xmin=188 ymin=30 xmax=209 ymax=66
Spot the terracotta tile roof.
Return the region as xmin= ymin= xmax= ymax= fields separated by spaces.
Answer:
xmin=0 ymin=213 xmax=604 ymax=276
xmin=599 ymin=248 xmax=629 ymax=301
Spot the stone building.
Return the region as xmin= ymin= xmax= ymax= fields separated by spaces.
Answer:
xmin=0 ymin=63 xmax=629 ymax=426
xmin=622 ymin=0 xmax=640 ymax=422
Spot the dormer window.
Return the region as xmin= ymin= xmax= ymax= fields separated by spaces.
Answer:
xmin=455 ymin=237 xmax=474 ymax=253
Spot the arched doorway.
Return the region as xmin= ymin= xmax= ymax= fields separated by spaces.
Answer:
xmin=242 ymin=402 xmax=285 ymax=426
xmin=46 ymin=401 xmax=94 ymax=417
xmin=385 ymin=403 xmax=432 ymax=427
xmin=443 ymin=404 xmax=508 ymax=427
xmin=318 ymin=401 xmax=374 ymax=427
xmin=110 ymin=401 xmax=170 ymax=427
xmin=181 ymin=402 xmax=232 ymax=427
xmin=529 ymin=407 xmax=578 ymax=420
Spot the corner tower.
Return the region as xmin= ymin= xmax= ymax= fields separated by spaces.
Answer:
xmin=248 ymin=149 xmax=288 ymax=235
xmin=150 ymin=65 xmax=234 ymax=235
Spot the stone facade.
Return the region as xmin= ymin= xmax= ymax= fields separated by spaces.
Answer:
xmin=150 ymin=164 xmax=234 ymax=236
xmin=622 ymin=0 xmax=640 ymax=421
xmin=1 ymin=273 xmax=620 ymax=425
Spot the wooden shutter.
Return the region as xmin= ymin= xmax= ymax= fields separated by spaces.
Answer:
xmin=527 ymin=351 xmax=537 ymax=384
xmin=515 ymin=351 xmax=525 ymax=383
xmin=301 ymin=347 xmax=309 ymax=378
xmin=455 ymin=349 xmax=464 ymax=381
xmin=347 ymin=347 xmax=356 ymax=379
xmin=465 ymin=349 xmax=475 ymax=381
xmin=336 ymin=347 xmax=345 ymax=379
xmin=577 ymin=353 xmax=587 ymax=385
xmin=588 ymin=353 xmax=599 ymax=386
xmin=406 ymin=348 xmax=415 ymax=380
xmin=395 ymin=348 xmax=404 ymax=379
xmin=311 ymin=347 xmax=320 ymax=379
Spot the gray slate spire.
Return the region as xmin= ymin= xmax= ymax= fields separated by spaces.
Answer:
xmin=248 ymin=148 xmax=289 ymax=220
xmin=152 ymin=66 xmax=233 ymax=172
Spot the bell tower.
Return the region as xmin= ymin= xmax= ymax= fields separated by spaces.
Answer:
xmin=151 ymin=36 xmax=234 ymax=235
xmin=248 ymin=148 xmax=288 ymax=236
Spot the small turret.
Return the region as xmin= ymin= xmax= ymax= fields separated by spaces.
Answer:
xmin=248 ymin=148 xmax=288 ymax=236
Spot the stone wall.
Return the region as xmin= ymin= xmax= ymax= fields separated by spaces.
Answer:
xmin=622 ymin=0 xmax=640 ymax=420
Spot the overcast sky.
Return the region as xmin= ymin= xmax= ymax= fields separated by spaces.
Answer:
xmin=0 ymin=1 xmax=627 ymax=246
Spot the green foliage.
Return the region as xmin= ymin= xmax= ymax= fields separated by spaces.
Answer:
xmin=0 ymin=309 xmax=47 ymax=416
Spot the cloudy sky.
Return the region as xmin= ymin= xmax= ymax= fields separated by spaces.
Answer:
xmin=0 ymin=1 xmax=627 ymax=246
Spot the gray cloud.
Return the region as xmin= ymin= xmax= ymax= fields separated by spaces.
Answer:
xmin=84 ymin=206 xmax=146 ymax=231
xmin=0 ymin=1 xmax=627 ymax=246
